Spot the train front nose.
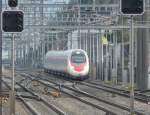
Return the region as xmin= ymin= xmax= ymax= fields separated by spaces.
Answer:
xmin=71 ymin=63 xmax=85 ymax=72
xmin=69 ymin=63 xmax=88 ymax=76
xmin=69 ymin=50 xmax=89 ymax=77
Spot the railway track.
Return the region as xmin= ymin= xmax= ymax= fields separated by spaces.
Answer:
xmin=80 ymin=81 xmax=150 ymax=103
xmin=20 ymin=72 xmax=147 ymax=115
xmin=40 ymin=71 xmax=150 ymax=104
xmin=88 ymin=81 xmax=150 ymax=97
xmin=1 ymin=78 xmax=39 ymax=115
xmin=2 ymin=76 xmax=67 ymax=115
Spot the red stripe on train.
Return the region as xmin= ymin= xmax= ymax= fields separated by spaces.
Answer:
xmin=71 ymin=63 xmax=85 ymax=72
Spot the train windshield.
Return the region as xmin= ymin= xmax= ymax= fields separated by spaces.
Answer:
xmin=71 ymin=52 xmax=86 ymax=63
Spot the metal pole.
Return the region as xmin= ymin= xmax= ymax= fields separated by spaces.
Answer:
xmin=121 ymin=17 xmax=125 ymax=84
xmin=89 ymin=30 xmax=92 ymax=64
xmin=78 ymin=0 xmax=81 ymax=49
xmin=130 ymin=15 xmax=135 ymax=115
xmin=52 ymin=36 xmax=53 ymax=50
xmin=0 ymin=0 xmax=2 ymax=113
xmin=42 ymin=38 xmax=45 ymax=65
xmin=101 ymin=40 xmax=103 ymax=80
xmin=96 ymin=33 xmax=99 ymax=79
xmin=19 ymin=44 xmax=22 ymax=65
xmin=86 ymin=32 xmax=88 ymax=51
xmin=10 ymin=33 xmax=15 ymax=115
xmin=115 ymin=31 xmax=118 ymax=84
xmin=105 ymin=44 xmax=108 ymax=81
xmin=93 ymin=33 xmax=95 ymax=64
xmin=12 ymin=34 xmax=15 ymax=91
xmin=105 ymin=31 xmax=108 ymax=81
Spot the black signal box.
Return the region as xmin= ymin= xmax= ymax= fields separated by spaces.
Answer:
xmin=121 ymin=0 xmax=144 ymax=15
xmin=8 ymin=0 xmax=18 ymax=7
xmin=2 ymin=10 xmax=24 ymax=32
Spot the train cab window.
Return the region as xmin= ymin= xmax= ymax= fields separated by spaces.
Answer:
xmin=71 ymin=52 xmax=86 ymax=63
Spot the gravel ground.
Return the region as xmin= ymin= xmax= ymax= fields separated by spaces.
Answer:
xmin=3 ymin=68 xmax=150 ymax=115
xmin=2 ymin=100 xmax=31 ymax=115
xmin=77 ymin=83 xmax=150 ymax=114
xmin=43 ymin=95 xmax=106 ymax=115
xmin=27 ymin=99 xmax=59 ymax=115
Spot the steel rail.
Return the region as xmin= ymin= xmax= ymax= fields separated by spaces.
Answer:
xmin=81 ymin=81 xmax=150 ymax=103
xmin=17 ymin=97 xmax=39 ymax=115
xmin=40 ymin=72 xmax=150 ymax=103
xmin=2 ymin=77 xmax=66 ymax=115
xmin=43 ymin=72 xmax=150 ymax=103
xmin=1 ymin=79 xmax=39 ymax=115
xmin=25 ymin=73 xmax=147 ymax=115
xmin=21 ymin=73 xmax=119 ymax=115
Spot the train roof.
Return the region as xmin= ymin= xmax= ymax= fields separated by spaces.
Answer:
xmin=46 ymin=49 xmax=86 ymax=54
xmin=45 ymin=49 xmax=87 ymax=57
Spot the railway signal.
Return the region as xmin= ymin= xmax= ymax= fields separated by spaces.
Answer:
xmin=8 ymin=0 xmax=18 ymax=7
xmin=121 ymin=0 xmax=145 ymax=114
xmin=2 ymin=10 xmax=24 ymax=32
xmin=121 ymin=0 xmax=144 ymax=15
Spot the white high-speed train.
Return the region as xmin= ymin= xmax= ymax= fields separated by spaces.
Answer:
xmin=44 ymin=49 xmax=89 ymax=80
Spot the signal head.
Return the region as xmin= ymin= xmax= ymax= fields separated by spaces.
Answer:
xmin=8 ymin=0 xmax=18 ymax=7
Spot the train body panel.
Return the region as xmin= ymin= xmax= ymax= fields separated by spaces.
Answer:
xmin=44 ymin=49 xmax=89 ymax=79
xmin=44 ymin=51 xmax=69 ymax=72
